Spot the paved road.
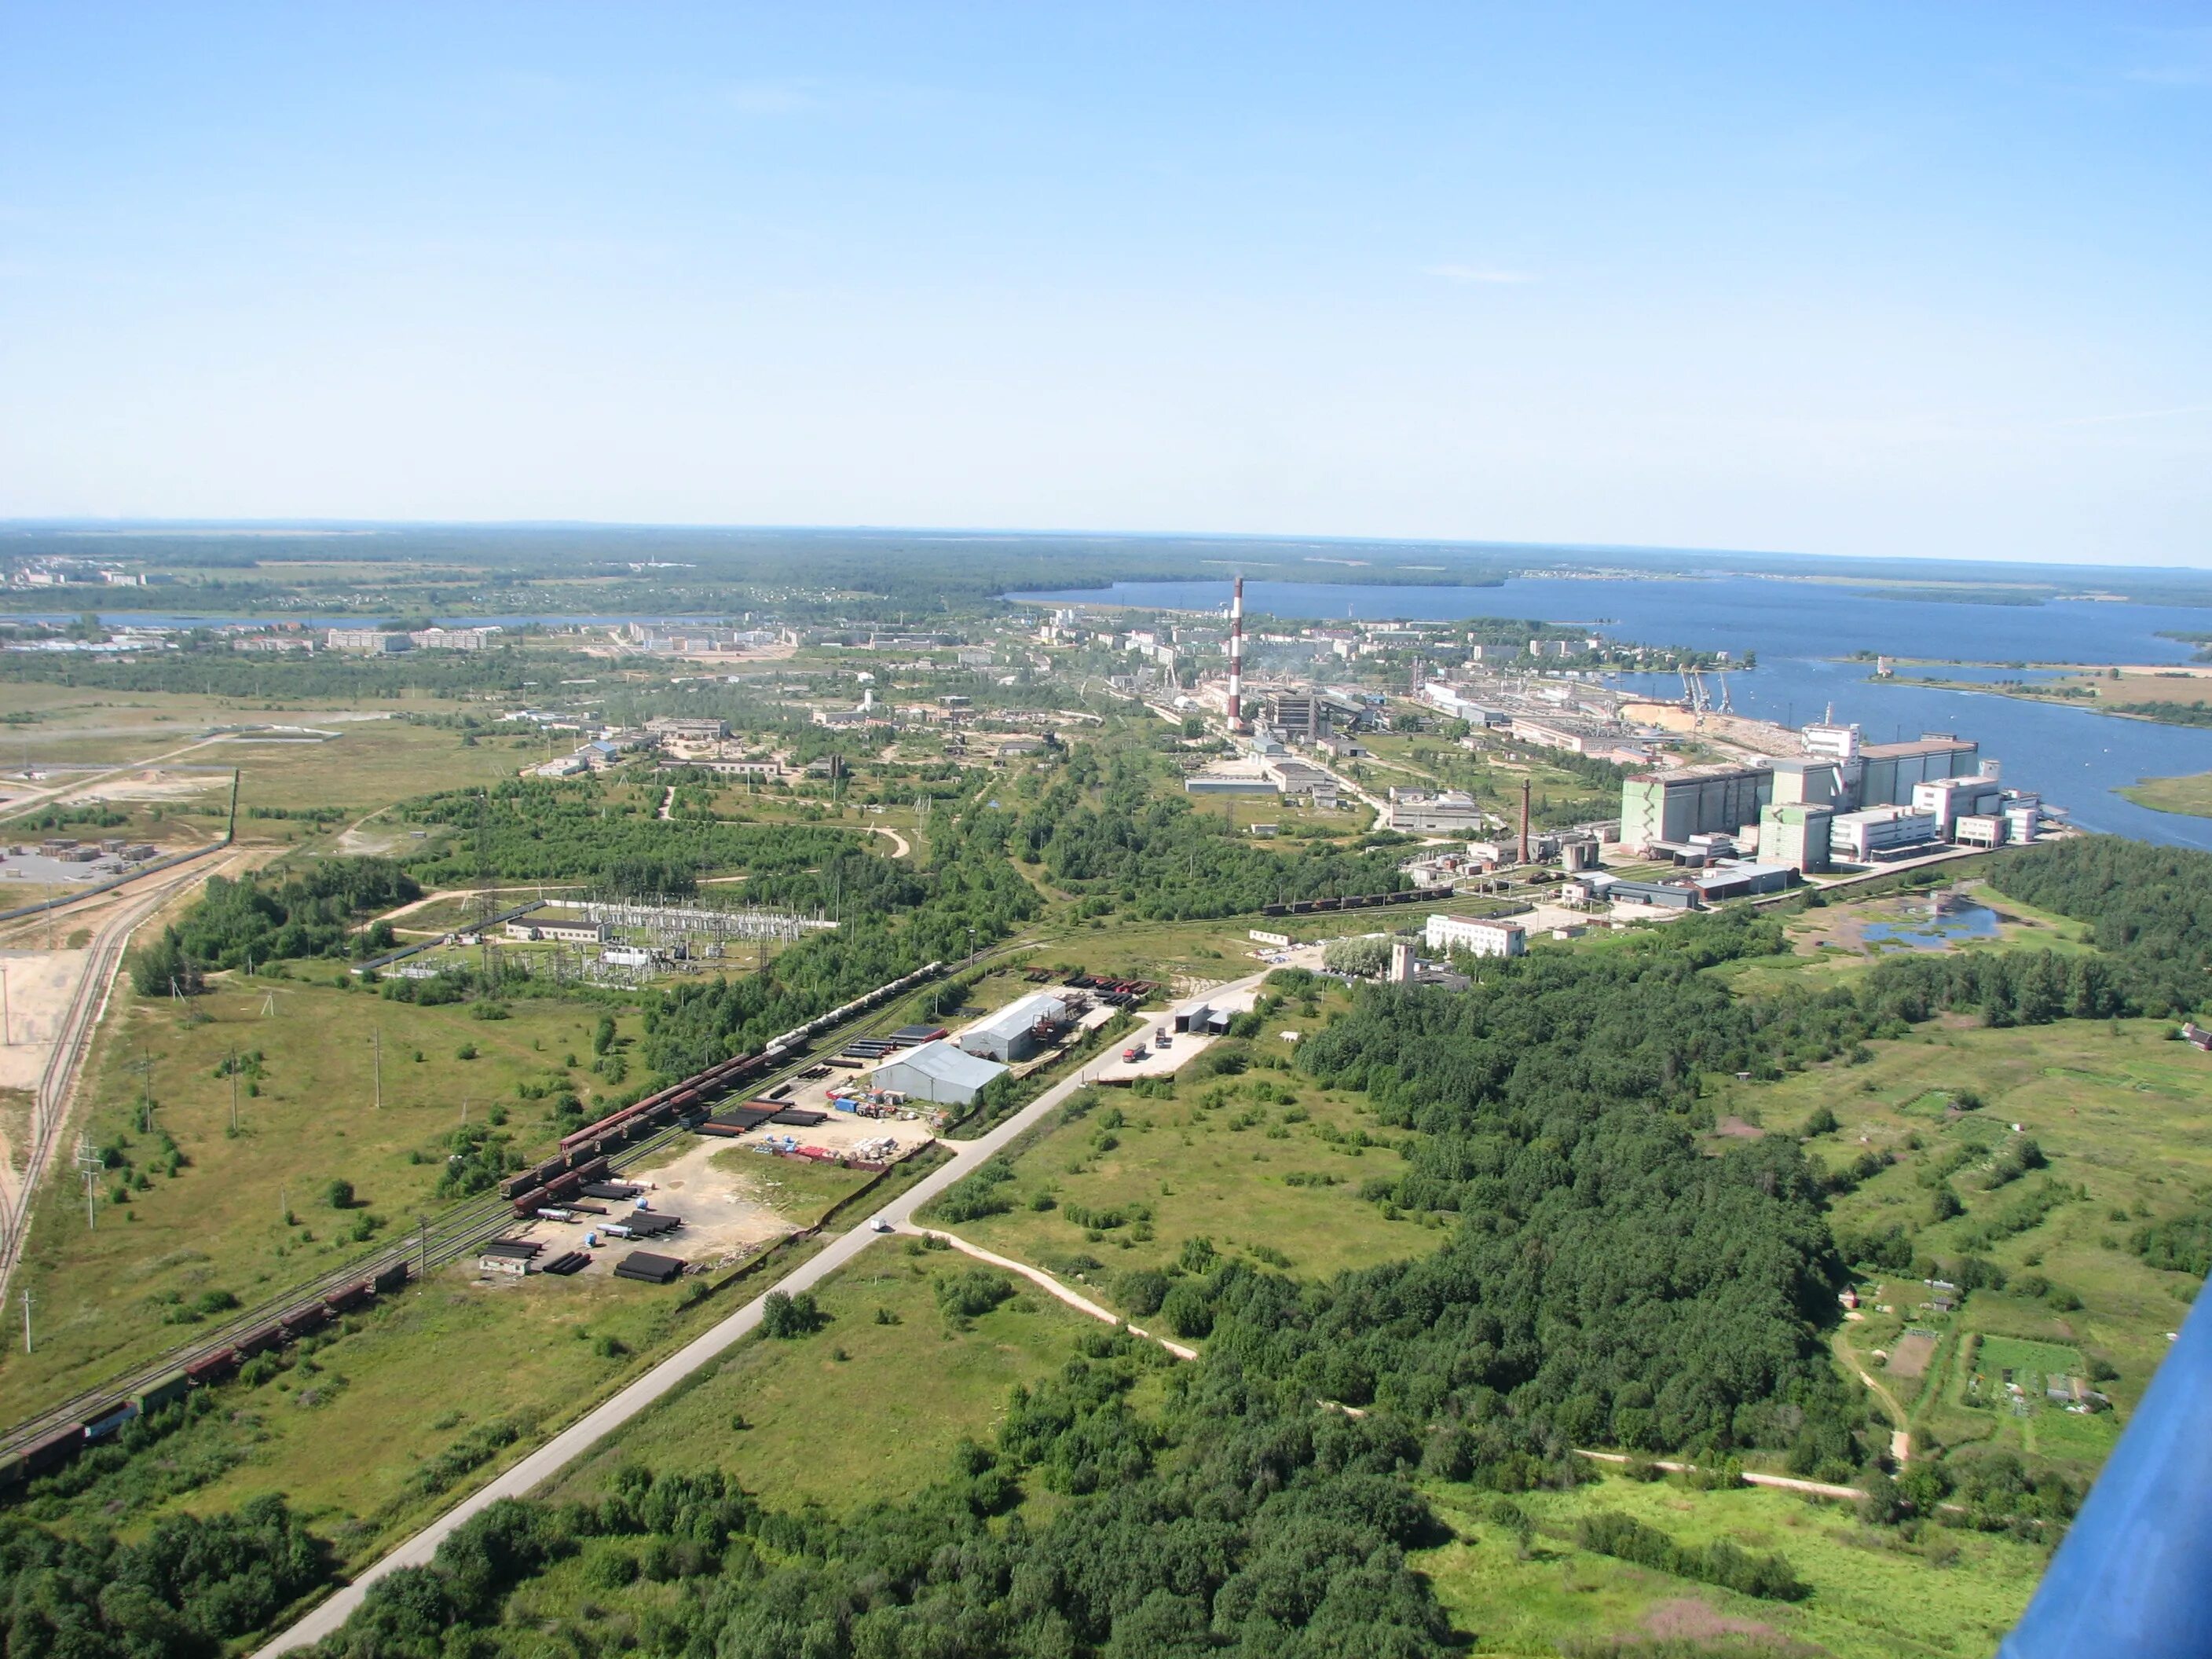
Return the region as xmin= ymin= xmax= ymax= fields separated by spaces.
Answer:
xmin=253 ymin=972 xmax=1265 ymax=1656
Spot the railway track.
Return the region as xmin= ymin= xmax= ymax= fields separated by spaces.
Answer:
xmin=0 ymin=858 xmax=241 ymax=1311
xmin=0 ymin=954 xmax=971 ymax=1463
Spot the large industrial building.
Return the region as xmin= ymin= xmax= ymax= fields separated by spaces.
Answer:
xmin=870 ymin=1039 xmax=1007 ymax=1107
xmin=1624 ymin=725 xmax=2034 ymax=869
xmin=1756 ymin=803 xmax=1834 ymax=873
xmin=1618 ymin=766 xmax=1773 ymax=854
xmin=957 ymin=992 xmax=1071 ymax=1064
xmin=1387 ymin=789 xmax=1487 ymax=833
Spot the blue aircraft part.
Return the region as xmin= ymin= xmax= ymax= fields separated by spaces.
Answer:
xmin=2000 ymin=1286 xmax=2212 ymax=1658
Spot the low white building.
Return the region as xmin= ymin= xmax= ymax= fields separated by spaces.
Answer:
xmin=1424 ymin=914 xmax=1528 ymax=958
xmin=1388 ymin=790 xmax=1485 ymax=833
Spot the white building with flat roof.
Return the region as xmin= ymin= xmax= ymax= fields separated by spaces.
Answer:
xmin=1425 ymin=914 xmax=1528 ymax=958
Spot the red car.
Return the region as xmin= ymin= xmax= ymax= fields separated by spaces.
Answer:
xmin=1122 ymin=1046 xmax=1145 ymax=1063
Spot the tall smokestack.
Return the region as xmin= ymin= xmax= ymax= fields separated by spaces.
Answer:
xmin=1228 ymin=575 xmax=1245 ymax=732
xmin=1519 ymin=778 xmax=1532 ymax=866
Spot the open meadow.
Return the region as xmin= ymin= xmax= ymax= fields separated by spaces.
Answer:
xmin=1729 ymin=1014 xmax=2212 ymax=1482
xmin=1417 ymin=1464 xmax=2049 ymax=1659
xmin=0 ymin=973 xmax=650 ymax=1417
xmin=543 ymin=1238 xmax=1103 ymax=1515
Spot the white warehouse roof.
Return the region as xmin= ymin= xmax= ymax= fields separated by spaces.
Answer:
xmin=872 ymin=1039 xmax=1007 ymax=1096
xmin=962 ymin=991 xmax=1070 ymax=1048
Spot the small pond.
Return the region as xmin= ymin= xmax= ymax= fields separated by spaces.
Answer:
xmin=1860 ymin=900 xmax=2003 ymax=950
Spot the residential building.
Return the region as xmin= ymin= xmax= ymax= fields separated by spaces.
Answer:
xmin=409 ymin=626 xmax=499 ymax=650
xmin=326 ymin=628 xmax=412 ymax=654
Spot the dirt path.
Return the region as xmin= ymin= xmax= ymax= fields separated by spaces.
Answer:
xmin=1573 ymin=1450 xmax=1863 ymax=1503
xmin=870 ymin=825 xmax=910 ymax=859
xmin=0 ymin=736 xmax=234 ymax=825
xmin=903 ymin=1225 xmax=1196 ymax=1358
xmin=1833 ymin=1328 xmax=1913 ymax=1463
xmin=657 ymin=787 xmax=676 ymax=822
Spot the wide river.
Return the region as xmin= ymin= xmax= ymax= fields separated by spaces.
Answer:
xmin=1011 ymin=576 xmax=2212 ymax=851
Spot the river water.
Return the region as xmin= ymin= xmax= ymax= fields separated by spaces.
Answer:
xmin=1010 ymin=577 xmax=2212 ymax=851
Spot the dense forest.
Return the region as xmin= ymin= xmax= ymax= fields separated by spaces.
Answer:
xmin=1291 ymin=913 xmax=1868 ymax=1473
xmin=130 ymin=858 xmax=421 ymax=989
xmin=0 ymin=1496 xmax=328 ymax=1658
xmin=0 ymin=643 xmax=579 ymax=698
xmin=397 ymin=781 xmax=918 ymax=899
xmin=1013 ymin=749 xmax=1411 ymax=919
xmin=1983 ymin=834 xmax=2212 ymax=1014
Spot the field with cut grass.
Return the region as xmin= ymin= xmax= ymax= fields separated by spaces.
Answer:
xmin=7 ymin=1142 xmax=940 ymax=1568
xmin=544 ymin=1238 xmax=1104 ymax=1514
xmin=0 ymin=974 xmax=650 ymax=1418
xmin=1417 ymin=1465 xmax=2049 ymax=1659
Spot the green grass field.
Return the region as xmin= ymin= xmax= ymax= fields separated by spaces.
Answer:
xmin=1732 ymin=1014 xmax=2209 ymax=1481
xmin=1416 ymin=1465 xmax=2049 ymax=1658
xmin=2120 ymin=771 xmax=2212 ymax=818
xmin=928 ymin=994 xmax=1438 ymax=1314
xmin=544 ymin=1239 xmax=1102 ymax=1515
xmin=0 ymin=974 xmax=650 ymax=1418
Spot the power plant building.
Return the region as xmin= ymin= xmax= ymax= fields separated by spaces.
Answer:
xmin=1619 ymin=766 xmax=1773 ymax=855
xmin=1756 ymin=803 xmax=1834 ymax=873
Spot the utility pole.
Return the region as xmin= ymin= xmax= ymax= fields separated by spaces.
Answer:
xmin=75 ymin=1134 xmax=98 ymax=1231
xmin=372 ymin=1027 xmax=382 ymax=1111
xmin=2 ymin=964 xmax=10 ymax=1046
xmin=136 ymin=1045 xmax=154 ymax=1133
xmin=229 ymin=1043 xmax=239 ymax=1132
xmin=19 ymin=1290 xmax=28 ymax=1355
xmin=418 ymin=1214 xmax=428 ymax=1278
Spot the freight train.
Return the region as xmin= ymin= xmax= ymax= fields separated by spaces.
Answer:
xmin=1258 ymin=884 xmax=1454 ymax=919
xmin=0 ymin=961 xmax=953 ymax=1498
xmin=0 ymin=1258 xmax=411 ymax=1497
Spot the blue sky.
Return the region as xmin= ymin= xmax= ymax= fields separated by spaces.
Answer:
xmin=2 ymin=3 xmax=2208 ymax=564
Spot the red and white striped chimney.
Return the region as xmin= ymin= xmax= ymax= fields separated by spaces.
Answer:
xmin=1228 ymin=574 xmax=1245 ymax=732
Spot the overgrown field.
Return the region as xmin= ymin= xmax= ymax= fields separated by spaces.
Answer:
xmin=1741 ymin=1015 xmax=2212 ymax=1485
xmin=1418 ymin=1466 xmax=2048 ymax=1658
xmin=545 ymin=1240 xmax=1105 ymax=1515
xmin=0 ymin=975 xmax=646 ymax=1417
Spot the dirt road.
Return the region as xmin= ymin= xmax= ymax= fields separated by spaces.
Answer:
xmin=906 ymin=1225 xmax=1196 ymax=1359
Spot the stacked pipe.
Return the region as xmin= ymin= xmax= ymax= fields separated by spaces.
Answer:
xmin=1228 ymin=574 xmax=1245 ymax=733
